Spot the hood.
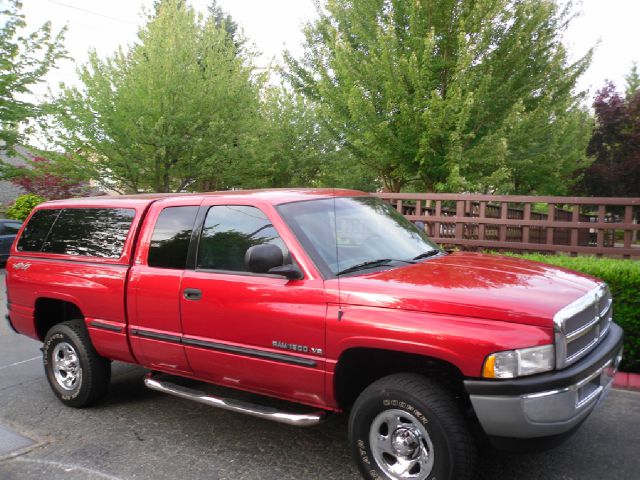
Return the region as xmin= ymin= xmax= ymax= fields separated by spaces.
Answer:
xmin=331 ymin=252 xmax=600 ymax=328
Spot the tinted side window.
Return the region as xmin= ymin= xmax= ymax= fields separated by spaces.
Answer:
xmin=42 ymin=208 xmax=135 ymax=258
xmin=148 ymin=206 xmax=198 ymax=269
xmin=197 ymin=205 xmax=286 ymax=272
xmin=17 ymin=209 xmax=60 ymax=252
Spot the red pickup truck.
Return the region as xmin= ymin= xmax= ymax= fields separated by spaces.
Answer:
xmin=5 ymin=189 xmax=623 ymax=480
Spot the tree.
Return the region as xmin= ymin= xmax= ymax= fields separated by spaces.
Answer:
xmin=257 ymin=85 xmax=379 ymax=190
xmin=45 ymin=0 xmax=262 ymax=193
xmin=579 ymin=81 xmax=640 ymax=197
xmin=0 ymin=0 xmax=65 ymax=150
xmin=285 ymin=0 xmax=592 ymax=193
xmin=208 ymin=0 xmax=244 ymax=52
xmin=626 ymin=62 xmax=640 ymax=99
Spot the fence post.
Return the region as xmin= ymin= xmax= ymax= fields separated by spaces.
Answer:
xmin=596 ymin=205 xmax=605 ymax=257
xmin=571 ymin=204 xmax=580 ymax=256
xmin=455 ymin=200 xmax=465 ymax=239
xmin=546 ymin=204 xmax=555 ymax=247
xmin=434 ymin=200 xmax=442 ymax=240
xmin=624 ymin=206 xmax=633 ymax=259
xmin=522 ymin=203 xmax=531 ymax=244
xmin=499 ymin=203 xmax=508 ymax=243
xmin=479 ymin=201 xmax=486 ymax=242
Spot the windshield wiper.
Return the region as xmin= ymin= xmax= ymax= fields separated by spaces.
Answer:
xmin=336 ymin=259 xmax=394 ymax=276
xmin=412 ymin=250 xmax=442 ymax=261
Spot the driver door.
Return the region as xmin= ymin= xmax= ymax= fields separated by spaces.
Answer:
xmin=180 ymin=200 xmax=327 ymax=407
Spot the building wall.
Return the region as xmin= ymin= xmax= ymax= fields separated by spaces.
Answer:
xmin=0 ymin=146 xmax=30 ymax=214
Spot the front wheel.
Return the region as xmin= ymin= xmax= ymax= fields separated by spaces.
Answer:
xmin=43 ymin=320 xmax=111 ymax=408
xmin=348 ymin=374 xmax=476 ymax=480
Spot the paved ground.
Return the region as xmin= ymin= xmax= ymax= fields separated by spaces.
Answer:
xmin=1 ymin=270 xmax=639 ymax=480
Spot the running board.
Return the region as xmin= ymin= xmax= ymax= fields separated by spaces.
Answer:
xmin=144 ymin=373 xmax=329 ymax=427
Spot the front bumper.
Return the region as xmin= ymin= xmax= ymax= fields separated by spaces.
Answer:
xmin=465 ymin=323 xmax=624 ymax=439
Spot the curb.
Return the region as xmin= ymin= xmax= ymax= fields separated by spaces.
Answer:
xmin=613 ymin=372 xmax=640 ymax=391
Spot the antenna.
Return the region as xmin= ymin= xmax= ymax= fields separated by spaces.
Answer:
xmin=333 ymin=189 xmax=343 ymax=321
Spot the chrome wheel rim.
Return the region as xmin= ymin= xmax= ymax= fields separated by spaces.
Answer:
xmin=369 ymin=408 xmax=435 ymax=480
xmin=52 ymin=342 xmax=81 ymax=391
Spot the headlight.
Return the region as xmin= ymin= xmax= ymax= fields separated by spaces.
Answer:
xmin=482 ymin=344 xmax=555 ymax=378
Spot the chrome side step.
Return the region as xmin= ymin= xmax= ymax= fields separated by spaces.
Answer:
xmin=144 ymin=373 xmax=329 ymax=427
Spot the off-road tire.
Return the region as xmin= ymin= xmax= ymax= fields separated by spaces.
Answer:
xmin=42 ymin=320 xmax=111 ymax=408
xmin=348 ymin=373 xmax=476 ymax=480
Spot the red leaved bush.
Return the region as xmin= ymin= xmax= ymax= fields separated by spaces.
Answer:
xmin=581 ymin=82 xmax=640 ymax=197
xmin=10 ymin=156 xmax=87 ymax=200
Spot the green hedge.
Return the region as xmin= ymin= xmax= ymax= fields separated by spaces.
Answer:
xmin=503 ymin=253 xmax=640 ymax=373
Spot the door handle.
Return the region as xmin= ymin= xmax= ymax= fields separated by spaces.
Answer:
xmin=183 ymin=288 xmax=202 ymax=301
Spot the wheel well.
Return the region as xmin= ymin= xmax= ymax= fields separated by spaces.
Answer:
xmin=334 ymin=348 xmax=468 ymax=412
xmin=34 ymin=298 xmax=84 ymax=340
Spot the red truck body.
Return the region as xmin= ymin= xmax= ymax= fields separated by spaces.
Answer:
xmin=5 ymin=189 xmax=624 ymax=480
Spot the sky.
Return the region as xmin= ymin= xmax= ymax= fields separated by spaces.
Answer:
xmin=17 ymin=0 xmax=640 ymax=102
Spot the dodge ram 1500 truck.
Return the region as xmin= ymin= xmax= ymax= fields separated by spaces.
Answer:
xmin=5 ymin=189 xmax=623 ymax=480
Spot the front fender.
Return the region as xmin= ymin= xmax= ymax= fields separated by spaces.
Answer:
xmin=326 ymin=304 xmax=553 ymax=377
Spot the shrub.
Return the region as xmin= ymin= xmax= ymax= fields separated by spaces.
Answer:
xmin=504 ymin=253 xmax=640 ymax=373
xmin=6 ymin=194 xmax=46 ymax=221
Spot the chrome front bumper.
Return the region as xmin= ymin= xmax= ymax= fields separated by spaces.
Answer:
xmin=465 ymin=323 xmax=624 ymax=439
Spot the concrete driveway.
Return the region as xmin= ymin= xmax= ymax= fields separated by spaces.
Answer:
xmin=0 ymin=269 xmax=638 ymax=480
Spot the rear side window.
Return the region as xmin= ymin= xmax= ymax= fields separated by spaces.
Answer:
xmin=18 ymin=208 xmax=135 ymax=259
xmin=17 ymin=209 xmax=60 ymax=252
xmin=42 ymin=208 xmax=135 ymax=258
xmin=148 ymin=206 xmax=198 ymax=269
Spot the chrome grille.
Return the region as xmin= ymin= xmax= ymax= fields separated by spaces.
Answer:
xmin=554 ymin=284 xmax=612 ymax=369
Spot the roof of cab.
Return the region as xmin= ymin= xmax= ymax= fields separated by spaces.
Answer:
xmin=36 ymin=188 xmax=369 ymax=208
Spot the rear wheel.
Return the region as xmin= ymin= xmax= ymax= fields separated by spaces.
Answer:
xmin=348 ymin=373 xmax=476 ymax=480
xmin=43 ymin=320 xmax=111 ymax=408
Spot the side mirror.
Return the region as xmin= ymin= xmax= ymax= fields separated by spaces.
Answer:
xmin=245 ymin=244 xmax=284 ymax=274
xmin=268 ymin=264 xmax=303 ymax=280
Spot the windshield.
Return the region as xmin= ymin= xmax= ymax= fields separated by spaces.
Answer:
xmin=277 ymin=196 xmax=441 ymax=277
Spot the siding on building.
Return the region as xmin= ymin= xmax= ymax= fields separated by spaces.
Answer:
xmin=0 ymin=145 xmax=31 ymax=212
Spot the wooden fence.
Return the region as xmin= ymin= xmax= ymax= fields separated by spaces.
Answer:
xmin=375 ymin=193 xmax=640 ymax=258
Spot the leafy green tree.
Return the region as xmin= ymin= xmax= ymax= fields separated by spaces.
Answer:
xmin=208 ymin=0 xmax=244 ymax=52
xmin=625 ymin=62 xmax=640 ymax=99
xmin=257 ymin=85 xmax=378 ymax=190
xmin=45 ymin=0 xmax=262 ymax=193
xmin=0 ymin=0 xmax=65 ymax=150
xmin=285 ymin=0 xmax=592 ymax=193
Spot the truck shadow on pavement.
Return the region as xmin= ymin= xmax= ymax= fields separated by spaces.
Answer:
xmin=98 ymin=363 xmax=639 ymax=480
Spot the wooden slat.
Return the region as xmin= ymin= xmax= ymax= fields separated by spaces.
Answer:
xmin=596 ymin=205 xmax=606 ymax=249
xmin=522 ymin=203 xmax=531 ymax=243
xmin=434 ymin=201 xmax=441 ymax=239
xmin=499 ymin=203 xmax=508 ymax=243
xmin=478 ymin=202 xmax=486 ymax=241
xmin=571 ymin=204 xmax=580 ymax=254
xmin=455 ymin=201 xmax=464 ymax=238
xmin=546 ymin=204 xmax=555 ymax=245
xmin=624 ymin=206 xmax=633 ymax=249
